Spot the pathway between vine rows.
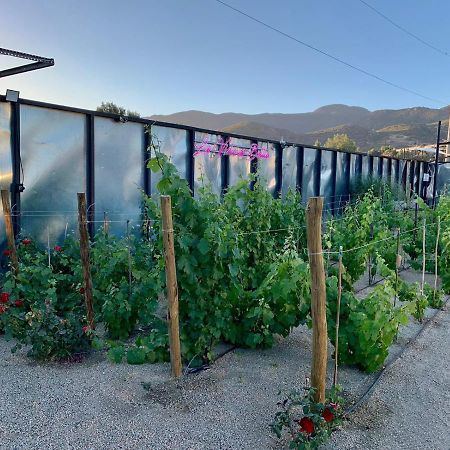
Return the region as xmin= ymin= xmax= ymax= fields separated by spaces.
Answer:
xmin=0 ymin=269 xmax=448 ymax=449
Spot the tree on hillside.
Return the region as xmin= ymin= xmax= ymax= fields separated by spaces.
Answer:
xmin=324 ymin=134 xmax=358 ymax=153
xmin=96 ymin=101 xmax=140 ymax=118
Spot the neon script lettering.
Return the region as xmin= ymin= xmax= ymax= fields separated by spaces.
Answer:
xmin=193 ymin=136 xmax=270 ymax=160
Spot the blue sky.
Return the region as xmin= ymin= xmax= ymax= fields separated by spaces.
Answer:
xmin=1 ymin=0 xmax=449 ymax=115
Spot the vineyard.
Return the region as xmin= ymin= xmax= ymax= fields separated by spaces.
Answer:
xmin=0 ymin=142 xmax=448 ymax=449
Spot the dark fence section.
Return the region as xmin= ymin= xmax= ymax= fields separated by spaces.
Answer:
xmin=0 ymin=96 xmax=434 ymax=244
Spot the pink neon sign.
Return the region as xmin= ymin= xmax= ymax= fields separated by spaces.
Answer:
xmin=193 ymin=136 xmax=270 ymax=160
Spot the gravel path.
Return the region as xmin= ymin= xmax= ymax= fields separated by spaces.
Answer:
xmin=326 ymin=302 xmax=450 ymax=450
xmin=0 ymin=270 xmax=448 ymax=450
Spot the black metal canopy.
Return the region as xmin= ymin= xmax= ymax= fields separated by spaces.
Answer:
xmin=0 ymin=48 xmax=54 ymax=78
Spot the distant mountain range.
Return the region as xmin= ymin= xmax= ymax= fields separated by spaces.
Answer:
xmin=150 ymin=104 xmax=450 ymax=151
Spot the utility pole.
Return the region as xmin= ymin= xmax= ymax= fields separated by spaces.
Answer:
xmin=432 ymin=121 xmax=441 ymax=208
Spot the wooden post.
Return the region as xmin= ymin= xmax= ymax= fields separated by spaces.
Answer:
xmin=333 ymin=245 xmax=343 ymax=387
xmin=1 ymin=190 xmax=19 ymax=275
xmin=160 ymin=195 xmax=182 ymax=378
xmin=434 ymin=216 xmax=441 ymax=295
xmin=394 ymin=228 xmax=401 ymax=307
xmin=103 ymin=211 xmax=109 ymax=236
xmin=306 ymin=196 xmax=327 ymax=403
xmin=421 ymin=217 xmax=426 ymax=295
xmin=77 ymin=193 xmax=95 ymax=330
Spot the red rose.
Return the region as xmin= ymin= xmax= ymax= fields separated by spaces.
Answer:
xmin=299 ymin=417 xmax=315 ymax=434
xmin=14 ymin=299 xmax=24 ymax=307
xmin=0 ymin=292 xmax=9 ymax=304
xmin=82 ymin=325 xmax=90 ymax=334
xmin=3 ymin=249 xmax=12 ymax=256
xmin=22 ymin=239 xmax=32 ymax=245
xmin=79 ymin=287 xmax=86 ymax=295
xmin=0 ymin=305 xmax=7 ymax=314
xmin=322 ymin=408 xmax=334 ymax=423
xmin=54 ymin=245 xmax=62 ymax=252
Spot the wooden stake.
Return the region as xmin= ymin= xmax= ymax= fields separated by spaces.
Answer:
xmin=434 ymin=216 xmax=441 ymax=295
xmin=306 ymin=196 xmax=328 ymax=403
xmin=77 ymin=193 xmax=95 ymax=330
xmin=1 ymin=190 xmax=19 ymax=275
xmin=421 ymin=217 xmax=426 ymax=296
xmin=103 ymin=211 xmax=109 ymax=236
xmin=333 ymin=245 xmax=343 ymax=387
xmin=394 ymin=228 xmax=401 ymax=307
xmin=160 ymin=195 xmax=182 ymax=378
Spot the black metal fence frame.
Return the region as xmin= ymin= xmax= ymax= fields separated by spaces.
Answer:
xmin=0 ymin=95 xmax=429 ymax=237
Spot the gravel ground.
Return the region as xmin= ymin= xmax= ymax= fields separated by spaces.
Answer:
xmin=0 ymin=270 xmax=448 ymax=450
xmin=326 ymin=302 xmax=450 ymax=450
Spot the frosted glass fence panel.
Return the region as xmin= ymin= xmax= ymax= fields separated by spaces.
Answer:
xmin=302 ymin=148 xmax=316 ymax=204
xmin=372 ymin=157 xmax=380 ymax=177
xmin=257 ymin=142 xmax=276 ymax=196
xmin=392 ymin=160 xmax=399 ymax=185
xmin=151 ymin=126 xmax=187 ymax=195
xmin=399 ymin=160 xmax=406 ymax=186
xmin=20 ymin=105 xmax=86 ymax=244
xmin=281 ymin=146 xmax=297 ymax=196
xmin=0 ymin=102 xmax=12 ymax=246
xmin=229 ymin=137 xmax=251 ymax=186
xmin=361 ymin=155 xmax=369 ymax=179
xmin=335 ymin=152 xmax=349 ymax=203
xmin=95 ymin=118 xmax=144 ymax=235
xmin=319 ymin=150 xmax=333 ymax=206
xmin=383 ymin=159 xmax=390 ymax=182
xmin=194 ymin=132 xmax=221 ymax=197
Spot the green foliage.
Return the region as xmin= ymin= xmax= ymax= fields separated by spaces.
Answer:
xmin=423 ymin=283 xmax=445 ymax=310
xmin=327 ymin=267 xmax=412 ymax=372
xmin=90 ymin=232 xmax=162 ymax=339
xmin=324 ymin=133 xmax=358 ymax=153
xmin=0 ymin=238 xmax=89 ymax=359
xmin=145 ymin=147 xmax=308 ymax=362
xmin=96 ymin=101 xmax=140 ymax=118
xmin=272 ymin=386 xmax=343 ymax=450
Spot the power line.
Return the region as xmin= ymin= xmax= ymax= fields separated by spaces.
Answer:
xmin=213 ymin=0 xmax=446 ymax=105
xmin=357 ymin=0 xmax=449 ymax=58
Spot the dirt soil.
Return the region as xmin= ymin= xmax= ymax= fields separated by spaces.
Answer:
xmin=0 ymin=269 xmax=448 ymax=450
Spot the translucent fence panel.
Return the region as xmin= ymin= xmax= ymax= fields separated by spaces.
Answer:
xmin=437 ymin=164 xmax=450 ymax=197
xmin=281 ymin=146 xmax=297 ymax=196
xmin=399 ymin=160 xmax=407 ymax=188
xmin=302 ymin=148 xmax=316 ymax=204
xmin=319 ymin=150 xmax=333 ymax=206
xmin=372 ymin=157 xmax=380 ymax=177
xmin=335 ymin=151 xmax=349 ymax=204
xmin=151 ymin=126 xmax=187 ymax=194
xmin=194 ymin=132 xmax=221 ymax=196
xmin=20 ymin=105 xmax=86 ymax=244
xmin=257 ymin=142 xmax=276 ymax=196
xmin=0 ymin=102 xmax=12 ymax=246
xmin=228 ymin=137 xmax=251 ymax=186
xmin=383 ymin=158 xmax=390 ymax=182
xmin=391 ymin=160 xmax=399 ymax=185
xmin=95 ymin=118 xmax=144 ymax=235
xmin=361 ymin=155 xmax=369 ymax=179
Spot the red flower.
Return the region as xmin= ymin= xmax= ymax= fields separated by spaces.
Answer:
xmin=22 ymin=239 xmax=32 ymax=245
xmin=3 ymin=249 xmax=12 ymax=256
xmin=299 ymin=417 xmax=315 ymax=434
xmin=0 ymin=305 xmax=7 ymax=314
xmin=0 ymin=292 xmax=9 ymax=304
xmin=54 ymin=245 xmax=62 ymax=252
xmin=14 ymin=299 xmax=24 ymax=307
xmin=322 ymin=408 xmax=334 ymax=423
xmin=82 ymin=325 xmax=90 ymax=334
xmin=79 ymin=287 xmax=86 ymax=295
